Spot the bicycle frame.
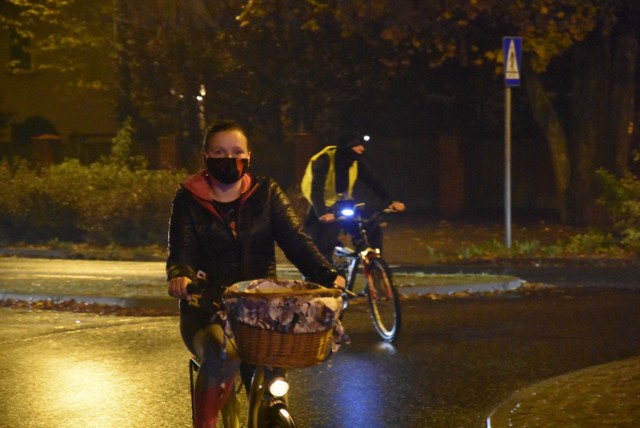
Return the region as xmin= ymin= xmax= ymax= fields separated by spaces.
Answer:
xmin=334 ymin=202 xmax=384 ymax=291
xmin=334 ymin=245 xmax=381 ymax=294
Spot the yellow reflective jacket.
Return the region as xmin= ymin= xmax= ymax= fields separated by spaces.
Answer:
xmin=301 ymin=146 xmax=358 ymax=208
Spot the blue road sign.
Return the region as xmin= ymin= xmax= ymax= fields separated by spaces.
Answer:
xmin=503 ymin=37 xmax=522 ymax=87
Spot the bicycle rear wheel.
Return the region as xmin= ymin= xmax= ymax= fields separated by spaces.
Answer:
xmin=365 ymin=258 xmax=401 ymax=342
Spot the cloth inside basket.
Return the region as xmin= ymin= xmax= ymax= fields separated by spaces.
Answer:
xmin=223 ymin=279 xmax=350 ymax=351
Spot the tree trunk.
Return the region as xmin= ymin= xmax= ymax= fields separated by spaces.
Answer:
xmin=565 ymin=23 xmax=638 ymax=225
xmin=526 ymin=22 xmax=638 ymax=226
xmin=610 ymin=21 xmax=638 ymax=175
xmin=566 ymin=35 xmax=610 ymax=225
xmin=523 ymin=64 xmax=570 ymax=222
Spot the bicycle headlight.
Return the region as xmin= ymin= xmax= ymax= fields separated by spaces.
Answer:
xmin=335 ymin=199 xmax=356 ymax=217
xmin=268 ymin=376 xmax=289 ymax=397
xmin=340 ymin=207 xmax=355 ymax=217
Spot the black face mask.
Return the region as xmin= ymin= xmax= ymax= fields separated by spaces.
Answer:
xmin=205 ymin=157 xmax=249 ymax=184
xmin=336 ymin=145 xmax=361 ymax=166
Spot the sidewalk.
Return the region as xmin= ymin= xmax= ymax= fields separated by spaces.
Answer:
xmin=0 ymin=257 xmax=524 ymax=312
xmin=486 ymin=354 xmax=640 ymax=427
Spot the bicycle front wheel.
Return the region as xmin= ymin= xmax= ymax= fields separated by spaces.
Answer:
xmin=261 ymin=402 xmax=297 ymax=428
xmin=365 ymin=258 xmax=401 ymax=342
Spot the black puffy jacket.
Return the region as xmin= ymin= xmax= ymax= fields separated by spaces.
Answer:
xmin=166 ymin=172 xmax=336 ymax=303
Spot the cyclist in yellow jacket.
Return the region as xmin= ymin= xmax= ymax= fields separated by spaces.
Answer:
xmin=301 ymin=132 xmax=405 ymax=261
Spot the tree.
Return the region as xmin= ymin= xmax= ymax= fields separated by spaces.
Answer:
xmin=115 ymin=0 xmax=399 ymax=183
xmin=0 ymin=0 xmax=117 ymax=94
xmin=263 ymin=0 xmax=639 ymax=224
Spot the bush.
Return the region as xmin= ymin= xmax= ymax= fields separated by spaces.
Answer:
xmin=74 ymin=163 xmax=183 ymax=245
xmin=563 ymin=230 xmax=619 ymax=255
xmin=0 ymin=159 xmax=38 ymax=241
xmin=0 ymin=120 xmax=187 ymax=246
xmin=596 ymin=168 xmax=640 ymax=253
xmin=0 ymin=158 xmax=77 ymax=242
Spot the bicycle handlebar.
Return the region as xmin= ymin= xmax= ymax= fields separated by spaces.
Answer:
xmin=185 ymin=278 xmax=347 ymax=296
xmin=185 ymin=282 xmax=203 ymax=295
xmin=342 ymin=289 xmax=358 ymax=299
xmin=333 ymin=201 xmax=399 ymax=221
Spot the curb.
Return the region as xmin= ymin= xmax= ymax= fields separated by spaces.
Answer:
xmin=486 ymin=355 xmax=640 ymax=427
xmin=397 ymin=278 xmax=525 ymax=297
xmin=0 ymin=291 xmax=178 ymax=311
xmin=0 ymin=262 xmax=527 ymax=310
xmin=1 ymin=277 xmax=525 ymax=310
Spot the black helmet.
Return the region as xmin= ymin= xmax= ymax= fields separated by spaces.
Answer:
xmin=338 ymin=132 xmax=370 ymax=148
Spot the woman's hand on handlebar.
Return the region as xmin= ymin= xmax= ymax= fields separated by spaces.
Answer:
xmin=167 ymin=276 xmax=192 ymax=300
xmin=335 ymin=275 xmax=357 ymax=298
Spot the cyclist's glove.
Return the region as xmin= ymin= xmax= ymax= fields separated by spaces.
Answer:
xmin=305 ymin=266 xmax=338 ymax=288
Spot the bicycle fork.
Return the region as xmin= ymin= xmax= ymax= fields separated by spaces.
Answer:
xmin=247 ymin=366 xmax=294 ymax=428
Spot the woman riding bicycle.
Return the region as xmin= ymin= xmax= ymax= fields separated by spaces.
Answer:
xmin=166 ymin=120 xmax=344 ymax=428
xmin=301 ymin=132 xmax=405 ymax=261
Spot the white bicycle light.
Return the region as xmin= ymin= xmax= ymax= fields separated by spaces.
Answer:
xmin=268 ymin=376 xmax=290 ymax=397
xmin=340 ymin=207 xmax=355 ymax=217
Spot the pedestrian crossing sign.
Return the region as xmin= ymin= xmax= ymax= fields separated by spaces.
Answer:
xmin=503 ymin=37 xmax=522 ymax=87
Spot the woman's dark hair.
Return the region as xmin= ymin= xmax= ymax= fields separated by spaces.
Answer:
xmin=202 ymin=120 xmax=247 ymax=152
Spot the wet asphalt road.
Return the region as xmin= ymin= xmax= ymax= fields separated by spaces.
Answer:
xmin=2 ymin=272 xmax=640 ymax=427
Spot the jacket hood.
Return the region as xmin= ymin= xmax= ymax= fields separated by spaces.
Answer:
xmin=182 ymin=170 xmax=254 ymax=201
xmin=181 ymin=171 xmax=259 ymax=221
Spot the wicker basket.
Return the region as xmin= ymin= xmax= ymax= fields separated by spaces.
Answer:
xmin=230 ymin=320 xmax=334 ymax=368
xmin=223 ymin=279 xmax=342 ymax=368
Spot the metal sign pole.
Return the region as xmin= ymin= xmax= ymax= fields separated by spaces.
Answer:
xmin=504 ymin=86 xmax=512 ymax=249
xmin=502 ymin=36 xmax=521 ymax=250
